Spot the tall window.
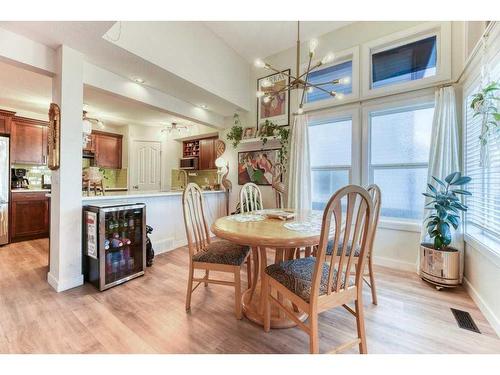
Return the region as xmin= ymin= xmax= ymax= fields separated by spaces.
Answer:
xmin=309 ymin=115 xmax=352 ymax=210
xmin=369 ymin=103 xmax=434 ymax=220
xmin=306 ymin=60 xmax=353 ymax=103
xmin=371 ymin=36 xmax=437 ymax=89
xmin=464 ymin=62 xmax=500 ymax=250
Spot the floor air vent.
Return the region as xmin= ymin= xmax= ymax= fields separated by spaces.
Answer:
xmin=451 ymin=308 xmax=481 ymax=333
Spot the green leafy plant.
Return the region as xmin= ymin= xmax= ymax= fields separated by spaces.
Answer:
xmin=470 ymin=81 xmax=500 ymax=153
xmin=423 ymin=172 xmax=471 ymax=250
xmin=259 ymin=119 xmax=290 ymax=167
xmin=226 ymin=113 xmax=244 ymax=148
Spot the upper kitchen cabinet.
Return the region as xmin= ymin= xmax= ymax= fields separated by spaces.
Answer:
xmin=199 ymin=137 xmax=217 ymax=170
xmin=0 ymin=109 xmax=16 ymax=134
xmin=11 ymin=116 xmax=48 ymax=165
xmin=94 ymin=131 xmax=122 ymax=169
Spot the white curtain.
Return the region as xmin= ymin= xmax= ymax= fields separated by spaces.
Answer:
xmin=420 ymin=86 xmax=463 ymax=280
xmin=287 ymin=114 xmax=311 ymax=210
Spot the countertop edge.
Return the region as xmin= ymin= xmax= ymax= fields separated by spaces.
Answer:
xmin=45 ymin=190 xmax=226 ymax=200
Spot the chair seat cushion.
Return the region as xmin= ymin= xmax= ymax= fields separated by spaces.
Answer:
xmin=326 ymin=240 xmax=360 ymax=257
xmin=192 ymin=240 xmax=250 ymax=266
xmin=265 ymin=257 xmax=353 ymax=302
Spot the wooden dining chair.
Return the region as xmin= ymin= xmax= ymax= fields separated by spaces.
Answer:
xmin=182 ymin=183 xmax=251 ymax=319
xmin=263 ymin=185 xmax=375 ymax=354
xmin=240 ymin=182 xmax=263 ymax=213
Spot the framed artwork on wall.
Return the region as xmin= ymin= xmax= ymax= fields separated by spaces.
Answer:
xmin=242 ymin=127 xmax=257 ymax=139
xmin=238 ymin=149 xmax=280 ymax=186
xmin=257 ymin=69 xmax=290 ymax=129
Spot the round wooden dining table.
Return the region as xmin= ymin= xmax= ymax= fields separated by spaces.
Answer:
xmin=212 ymin=210 xmax=322 ymax=328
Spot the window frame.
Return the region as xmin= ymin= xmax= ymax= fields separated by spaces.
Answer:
xmin=362 ymin=92 xmax=435 ymax=228
xmin=303 ymin=47 xmax=360 ymax=112
xmin=308 ymin=106 xmax=361 ymax=209
xmin=361 ymin=22 xmax=451 ymax=99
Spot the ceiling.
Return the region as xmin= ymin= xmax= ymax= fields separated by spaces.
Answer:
xmin=0 ymin=21 xmax=242 ymax=117
xmin=204 ymin=21 xmax=353 ymax=62
xmin=0 ymin=59 xmax=200 ymax=128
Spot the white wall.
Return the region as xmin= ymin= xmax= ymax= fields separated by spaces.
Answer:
xmin=105 ymin=21 xmax=251 ymax=112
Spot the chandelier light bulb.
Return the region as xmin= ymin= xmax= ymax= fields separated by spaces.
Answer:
xmin=321 ymin=52 xmax=335 ymax=65
xmin=340 ymin=76 xmax=351 ymax=85
xmin=263 ymin=95 xmax=271 ymax=104
xmin=256 ymin=90 xmax=265 ymax=98
xmin=307 ymin=86 xmax=314 ymax=93
xmin=309 ymin=38 xmax=319 ymax=53
xmin=297 ymin=106 xmax=304 ymax=115
xmin=261 ymin=79 xmax=272 ymax=88
xmin=336 ymin=93 xmax=345 ymax=100
xmin=254 ymin=58 xmax=266 ymax=68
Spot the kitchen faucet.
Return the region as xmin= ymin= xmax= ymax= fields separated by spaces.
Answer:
xmin=178 ymin=169 xmax=188 ymax=189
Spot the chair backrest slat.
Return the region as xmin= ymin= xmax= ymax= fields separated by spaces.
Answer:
xmin=366 ymin=184 xmax=382 ymax=256
xmin=312 ymin=185 xmax=374 ymax=303
xmin=240 ymin=182 xmax=263 ymax=213
xmin=182 ymin=183 xmax=211 ymax=257
xmin=272 ymin=163 xmax=286 ymax=209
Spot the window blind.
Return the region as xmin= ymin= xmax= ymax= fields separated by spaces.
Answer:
xmin=465 ymin=64 xmax=500 ymax=242
xmin=372 ymin=36 xmax=437 ymax=88
xmin=306 ymin=60 xmax=352 ymax=103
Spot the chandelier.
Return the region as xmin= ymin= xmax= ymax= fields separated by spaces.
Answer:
xmin=161 ymin=122 xmax=190 ymax=134
xmin=255 ymin=21 xmax=350 ymax=114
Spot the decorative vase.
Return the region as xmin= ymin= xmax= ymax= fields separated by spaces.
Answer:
xmin=419 ymin=243 xmax=460 ymax=289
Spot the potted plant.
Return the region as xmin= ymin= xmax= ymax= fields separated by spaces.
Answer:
xmin=226 ymin=113 xmax=244 ymax=148
xmin=420 ymin=171 xmax=471 ymax=289
xmin=470 ymin=81 xmax=500 ymax=166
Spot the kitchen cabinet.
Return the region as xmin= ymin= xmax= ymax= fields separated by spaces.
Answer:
xmin=11 ymin=116 xmax=48 ymax=165
xmin=94 ymin=131 xmax=122 ymax=169
xmin=0 ymin=109 xmax=15 ymax=135
xmin=10 ymin=192 xmax=50 ymax=242
xmin=199 ymin=137 xmax=217 ymax=170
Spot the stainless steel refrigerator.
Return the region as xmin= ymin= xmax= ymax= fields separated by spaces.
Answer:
xmin=0 ymin=136 xmax=9 ymax=245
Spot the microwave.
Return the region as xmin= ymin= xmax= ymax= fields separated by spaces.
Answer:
xmin=180 ymin=157 xmax=198 ymax=170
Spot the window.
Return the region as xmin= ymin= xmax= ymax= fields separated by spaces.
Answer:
xmin=306 ymin=60 xmax=353 ymax=103
xmin=309 ymin=115 xmax=352 ymax=210
xmin=464 ymin=63 xmax=500 ymax=250
xmin=372 ymin=36 xmax=437 ymax=89
xmin=368 ymin=103 xmax=434 ymax=220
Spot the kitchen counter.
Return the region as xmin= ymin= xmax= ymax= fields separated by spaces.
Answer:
xmin=81 ymin=189 xmax=224 ymax=201
xmin=11 ymin=188 xmax=51 ymax=193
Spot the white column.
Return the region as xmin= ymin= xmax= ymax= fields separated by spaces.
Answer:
xmin=48 ymin=45 xmax=84 ymax=292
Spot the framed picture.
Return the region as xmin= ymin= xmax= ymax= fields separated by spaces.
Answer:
xmin=238 ymin=149 xmax=279 ymax=186
xmin=242 ymin=127 xmax=257 ymax=139
xmin=257 ymin=69 xmax=290 ymax=129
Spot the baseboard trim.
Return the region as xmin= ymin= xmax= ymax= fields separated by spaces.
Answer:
xmin=463 ymin=276 xmax=500 ymax=337
xmin=373 ymin=255 xmax=417 ymax=272
xmin=47 ymin=272 xmax=84 ymax=292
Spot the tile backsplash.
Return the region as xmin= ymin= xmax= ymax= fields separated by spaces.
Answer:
xmin=12 ymin=164 xmax=51 ymax=189
xmin=171 ymin=169 xmax=219 ymax=189
xmin=82 ymin=159 xmax=128 ymax=190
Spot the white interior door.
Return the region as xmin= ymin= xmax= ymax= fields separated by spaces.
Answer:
xmin=131 ymin=140 xmax=161 ymax=191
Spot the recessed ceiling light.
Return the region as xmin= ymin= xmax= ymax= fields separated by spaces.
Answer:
xmin=200 ymin=104 xmax=208 ymax=109
xmin=133 ymin=77 xmax=145 ymax=84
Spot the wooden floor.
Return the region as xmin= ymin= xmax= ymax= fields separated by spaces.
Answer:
xmin=0 ymin=239 xmax=499 ymax=354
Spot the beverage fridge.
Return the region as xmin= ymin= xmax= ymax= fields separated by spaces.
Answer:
xmin=83 ymin=202 xmax=146 ymax=291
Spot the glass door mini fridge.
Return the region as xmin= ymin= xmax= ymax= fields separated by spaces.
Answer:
xmin=83 ymin=202 xmax=146 ymax=291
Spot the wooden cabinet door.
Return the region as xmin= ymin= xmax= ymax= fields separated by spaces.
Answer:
xmin=94 ymin=131 xmax=122 ymax=169
xmin=10 ymin=193 xmax=49 ymax=242
xmin=11 ymin=118 xmax=48 ymax=165
xmin=0 ymin=110 xmax=15 ymax=134
xmin=199 ymin=138 xmax=216 ymax=170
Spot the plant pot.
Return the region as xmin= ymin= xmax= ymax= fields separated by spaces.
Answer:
xmin=419 ymin=243 xmax=460 ymax=288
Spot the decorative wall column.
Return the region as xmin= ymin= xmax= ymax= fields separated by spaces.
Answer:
xmin=48 ymin=45 xmax=84 ymax=292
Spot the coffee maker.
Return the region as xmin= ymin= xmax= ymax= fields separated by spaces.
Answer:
xmin=11 ymin=168 xmax=29 ymax=189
